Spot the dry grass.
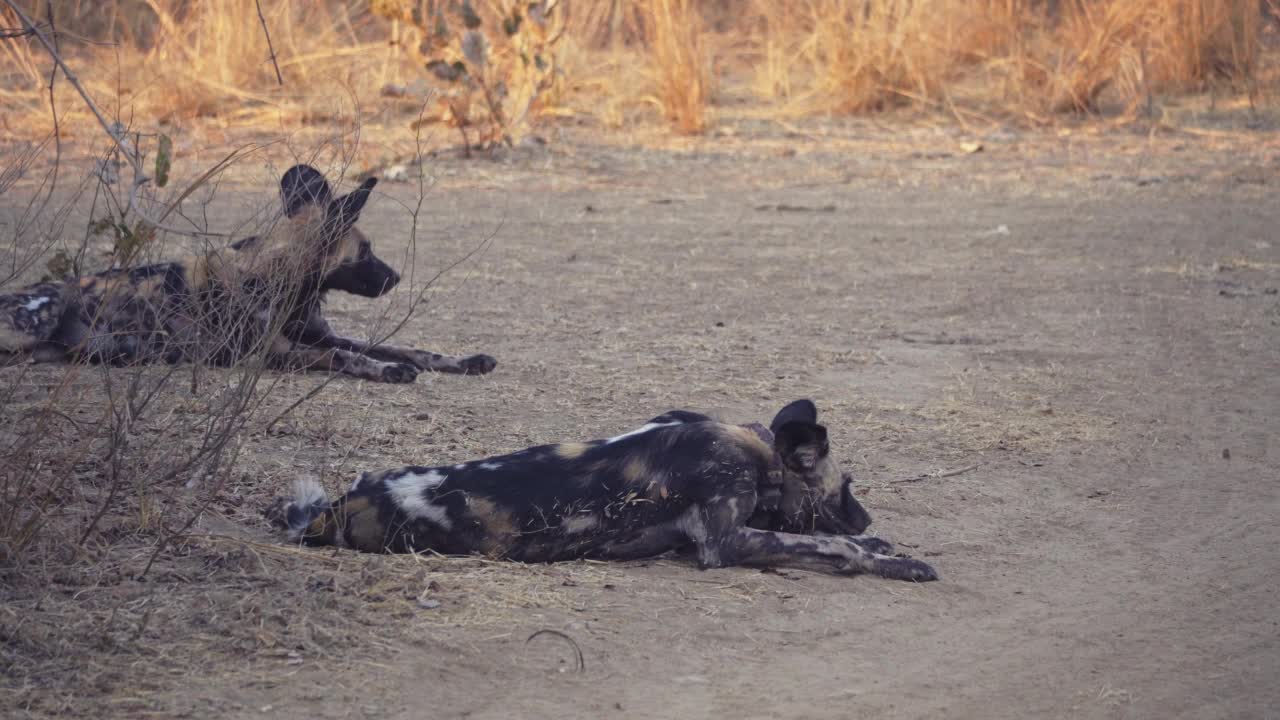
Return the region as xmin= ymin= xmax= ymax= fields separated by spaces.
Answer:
xmin=129 ymin=0 xmax=368 ymax=121
xmin=643 ymin=0 xmax=714 ymax=134
xmin=802 ymin=0 xmax=962 ymax=114
xmin=0 ymin=0 xmax=1272 ymax=142
xmin=2 ymin=0 xmax=388 ymax=135
xmin=1149 ymin=0 xmax=1263 ymax=88
xmin=743 ymin=0 xmax=1269 ymax=119
xmin=1041 ymin=0 xmax=1153 ymax=113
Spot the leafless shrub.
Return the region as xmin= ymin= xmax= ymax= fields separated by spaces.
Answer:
xmin=372 ymin=0 xmax=568 ymax=153
xmin=0 ymin=4 xmax=465 ymax=570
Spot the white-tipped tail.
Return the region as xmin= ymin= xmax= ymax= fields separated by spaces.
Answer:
xmin=286 ymin=476 xmax=330 ymax=541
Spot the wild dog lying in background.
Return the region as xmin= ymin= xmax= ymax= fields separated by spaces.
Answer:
xmin=271 ymin=400 xmax=938 ymax=582
xmin=0 ymin=164 xmax=496 ymax=382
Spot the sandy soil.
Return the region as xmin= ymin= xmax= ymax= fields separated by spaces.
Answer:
xmin=2 ymin=117 xmax=1278 ymax=719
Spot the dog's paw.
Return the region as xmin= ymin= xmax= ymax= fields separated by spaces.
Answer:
xmin=876 ymin=557 xmax=939 ymax=583
xmin=381 ymin=362 xmax=419 ymax=384
xmin=459 ymin=353 xmax=497 ymax=375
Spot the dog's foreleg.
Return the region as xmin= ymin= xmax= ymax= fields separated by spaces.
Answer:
xmin=814 ymin=532 xmax=897 ymax=556
xmin=304 ymin=331 xmax=496 ymax=376
xmin=294 ymin=309 xmax=496 ymax=375
xmin=270 ymin=345 xmax=419 ymax=384
xmin=725 ymin=527 xmax=938 ymax=581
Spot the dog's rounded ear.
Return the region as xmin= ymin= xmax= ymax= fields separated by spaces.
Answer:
xmin=281 ymin=165 xmax=334 ymax=217
xmin=769 ymin=399 xmax=818 ymax=435
xmin=325 ymin=177 xmax=377 ymax=233
xmin=773 ymin=420 xmax=829 ymax=471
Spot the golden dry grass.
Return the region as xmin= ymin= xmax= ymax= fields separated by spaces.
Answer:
xmin=0 ymin=1 xmax=1272 ymax=140
xmin=643 ymin=0 xmax=714 ymax=134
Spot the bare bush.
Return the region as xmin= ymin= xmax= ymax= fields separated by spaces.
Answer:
xmin=370 ymin=0 xmax=568 ymax=152
xmin=0 ymin=2 xmax=465 ymax=570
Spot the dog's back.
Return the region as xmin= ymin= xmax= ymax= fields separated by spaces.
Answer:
xmin=279 ymin=417 xmax=775 ymax=560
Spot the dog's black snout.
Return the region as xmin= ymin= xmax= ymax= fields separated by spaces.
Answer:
xmin=365 ymin=256 xmax=400 ymax=297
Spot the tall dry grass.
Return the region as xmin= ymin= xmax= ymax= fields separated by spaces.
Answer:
xmin=132 ymin=0 xmax=365 ymax=120
xmin=2 ymin=0 xmax=390 ymax=134
xmin=744 ymin=0 xmax=1267 ymax=118
xmin=0 ymin=0 xmax=1272 ymax=139
xmin=1147 ymin=0 xmax=1262 ymax=88
xmin=643 ymin=0 xmax=714 ymax=133
xmin=785 ymin=0 xmax=964 ymax=114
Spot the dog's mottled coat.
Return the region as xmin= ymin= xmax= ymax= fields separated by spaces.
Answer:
xmin=272 ymin=401 xmax=938 ymax=582
xmin=0 ymin=165 xmax=497 ymax=382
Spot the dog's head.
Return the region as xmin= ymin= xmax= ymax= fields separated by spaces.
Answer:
xmin=769 ymin=399 xmax=872 ymax=535
xmin=276 ymin=164 xmax=400 ymax=298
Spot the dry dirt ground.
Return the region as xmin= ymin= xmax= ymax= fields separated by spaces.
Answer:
xmin=2 ymin=117 xmax=1279 ymax=719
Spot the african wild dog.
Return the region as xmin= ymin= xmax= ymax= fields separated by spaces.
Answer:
xmin=270 ymin=400 xmax=938 ymax=582
xmin=0 ymin=164 xmax=497 ymax=382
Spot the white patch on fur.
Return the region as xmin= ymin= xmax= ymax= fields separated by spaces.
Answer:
xmin=561 ymin=514 xmax=600 ymax=535
xmin=605 ymin=421 xmax=680 ymax=445
xmin=287 ymin=476 xmax=329 ymax=541
xmin=23 ymin=296 xmax=51 ymax=311
xmin=454 ymin=463 xmax=468 ymax=471
xmin=293 ymin=476 xmax=328 ymax=508
xmin=676 ymin=505 xmax=708 ymax=544
xmin=386 ymin=470 xmax=452 ymax=530
xmin=727 ymin=495 xmax=745 ymax=519
xmin=478 ymin=462 xmax=503 ymax=471
xmin=349 ymin=472 xmax=368 ymax=491
xmin=677 ymin=505 xmax=718 ymax=566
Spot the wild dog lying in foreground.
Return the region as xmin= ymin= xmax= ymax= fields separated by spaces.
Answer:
xmin=0 ymin=165 xmax=496 ymax=382
xmin=271 ymin=400 xmax=938 ymax=582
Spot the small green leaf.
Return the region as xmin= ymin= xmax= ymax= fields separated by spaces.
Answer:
xmin=154 ymin=133 xmax=172 ymax=188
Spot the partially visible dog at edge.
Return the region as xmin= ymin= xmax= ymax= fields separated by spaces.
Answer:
xmin=270 ymin=400 xmax=938 ymax=582
xmin=0 ymin=164 xmax=497 ymax=382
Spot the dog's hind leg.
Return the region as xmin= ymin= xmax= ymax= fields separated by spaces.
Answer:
xmin=725 ymin=527 xmax=938 ymax=582
xmin=589 ymin=523 xmax=691 ymax=561
xmin=1 ymin=284 xmax=68 ymax=358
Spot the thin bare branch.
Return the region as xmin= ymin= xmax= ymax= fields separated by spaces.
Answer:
xmin=254 ymin=0 xmax=285 ymax=86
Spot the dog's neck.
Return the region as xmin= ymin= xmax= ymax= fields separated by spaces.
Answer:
xmin=741 ymin=422 xmax=785 ymax=512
